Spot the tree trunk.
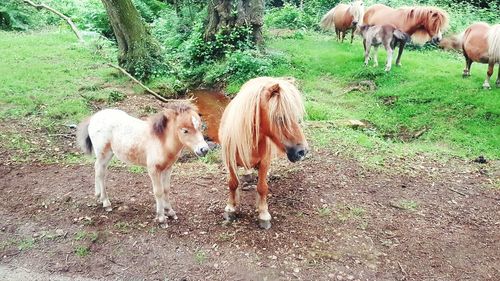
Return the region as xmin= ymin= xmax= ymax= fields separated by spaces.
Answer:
xmin=204 ymin=0 xmax=264 ymax=46
xmin=101 ymin=0 xmax=163 ymax=80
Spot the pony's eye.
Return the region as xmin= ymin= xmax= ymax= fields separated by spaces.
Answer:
xmin=181 ymin=128 xmax=189 ymax=134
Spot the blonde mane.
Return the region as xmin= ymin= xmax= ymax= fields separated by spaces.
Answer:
xmin=349 ymin=0 xmax=365 ymax=25
xmin=219 ymin=77 xmax=305 ymax=175
xmin=401 ymin=6 xmax=449 ymax=43
xmin=488 ymin=24 xmax=500 ymax=63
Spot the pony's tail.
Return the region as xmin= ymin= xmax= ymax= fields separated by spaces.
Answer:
xmin=487 ymin=24 xmax=500 ymax=63
xmin=320 ymin=7 xmax=337 ymax=30
xmin=76 ymin=118 xmax=93 ymax=155
xmin=394 ymin=30 xmax=411 ymax=43
xmin=439 ymin=31 xmax=464 ymax=52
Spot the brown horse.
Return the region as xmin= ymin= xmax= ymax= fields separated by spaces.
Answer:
xmin=460 ymin=23 xmax=500 ymax=89
xmin=320 ymin=0 xmax=365 ymax=43
xmin=218 ymin=77 xmax=309 ymax=229
xmin=363 ymin=4 xmax=449 ymax=66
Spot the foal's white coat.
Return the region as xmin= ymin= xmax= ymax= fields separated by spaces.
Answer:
xmin=78 ymin=105 xmax=209 ymax=226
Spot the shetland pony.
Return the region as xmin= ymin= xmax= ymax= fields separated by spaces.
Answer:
xmin=77 ymin=103 xmax=209 ymax=226
xmin=459 ymin=23 xmax=500 ymax=89
xmin=358 ymin=24 xmax=410 ymax=71
xmin=320 ymin=0 xmax=365 ymax=43
xmin=363 ymin=4 xmax=449 ymax=66
xmin=218 ymin=77 xmax=309 ymax=229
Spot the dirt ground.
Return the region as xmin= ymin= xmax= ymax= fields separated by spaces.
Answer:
xmin=1 ymin=145 xmax=499 ymax=281
xmin=1 ymin=94 xmax=499 ymax=281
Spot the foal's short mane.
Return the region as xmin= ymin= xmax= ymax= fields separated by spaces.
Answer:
xmin=219 ymin=77 xmax=305 ymax=175
xmin=151 ymin=102 xmax=198 ymax=137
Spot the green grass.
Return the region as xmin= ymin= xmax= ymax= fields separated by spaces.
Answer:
xmin=268 ymin=34 xmax=500 ymax=159
xmin=18 ymin=238 xmax=35 ymax=251
xmin=397 ymin=199 xmax=419 ymax=211
xmin=74 ymin=245 xmax=90 ymax=257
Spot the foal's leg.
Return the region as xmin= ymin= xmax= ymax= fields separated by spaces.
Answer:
xmin=483 ymin=62 xmax=494 ymax=89
xmin=161 ymin=168 xmax=177 ymax=219
xmin=395 ymin=41 xmax=405 ymax=66
xmin=364 ymin=42 xmax=371 ymax=66
xmin=94 ymin=150 xmax=113 ymax=212
xmin=223 ymin=168 xmax=239 ymax=222
xmin=373 ymin=46 xmax=379 ymax=67
xmin=385 ymin=44 xmax=393 ymax=72
xmin=256 ymin=157 xmax=272 ymax=229
xmin=148 ymin=167 xmax=166 ymax=224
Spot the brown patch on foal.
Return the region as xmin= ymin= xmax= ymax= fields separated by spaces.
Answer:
xmin=151 ymin=112 xmax=169 ymax=141
xmin=101 ymin=142 xmax=111 ymax=157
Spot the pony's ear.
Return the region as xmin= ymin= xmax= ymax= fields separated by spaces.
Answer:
xmin=265 ymin=83 xmax=281 ymax=99
xmin=151 ymin=111 xmax=168 ymax=136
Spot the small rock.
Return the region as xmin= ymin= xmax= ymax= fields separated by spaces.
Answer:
xmin=214 ymin=263 xmax=219 ymax=269
xmin=347 ymin=275 xmax=354 ymax=280
xmin=293 ymin=268 xmax=300 ymax=273
xmin=337 ymin=276 xmax=344 ymax=280
xmin=268 ymin=255 xmax=277 ymax=260
xmin=55 ymin=229 xmax=65 ymax=237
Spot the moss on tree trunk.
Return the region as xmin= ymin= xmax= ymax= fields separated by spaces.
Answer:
xmin=204 ymin=0 xmax=264 ymax=45
xmin=101 ymin=0 xmax=163 ymax=80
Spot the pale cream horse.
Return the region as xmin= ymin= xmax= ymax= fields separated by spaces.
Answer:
xmin=77 ymin=103 xmax=209 ymax=226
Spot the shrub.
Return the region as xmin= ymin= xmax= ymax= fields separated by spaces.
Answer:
xmin=265 ymin=3 xmax=317 ymax=30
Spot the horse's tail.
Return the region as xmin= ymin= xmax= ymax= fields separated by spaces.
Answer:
xmin=320 ymin=7 xmax=337 ymax=30
xmin=393 ymin=30 xmax=410 ymax=43
xmin=487 ymin=24 xmax=500 ymax=63
xmin=77 ymin=118 xmax=93 ymax=155
xmin=439 ymin=32 xmax=464 ymax=52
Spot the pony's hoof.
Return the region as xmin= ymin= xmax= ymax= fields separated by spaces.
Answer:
xmin=462 ymin=73 xmax=470 ymax=78
xmin=166 ymin=209 xmax=177 ymax=220
xmin=223 ymin=212 xmax=237 ymax=222
xmin=157 ymin=215 xmax=166 ymax=224
xmin=495 ymin=81 xmax=500 ymax=87
xmin=385 ymin=67 xmax=391 ymax=72
xmin=258 ymin=219 xmax=271 ymax=230
xmin=396 ymin=63 xmax=402 ymax=67
xmin=159 ymin=222 xmax=168 ymax=229
xmin=483 ymin=84 xmax=491 ymax=90
xmin=104 ymin=206 xmax=112 ymax=212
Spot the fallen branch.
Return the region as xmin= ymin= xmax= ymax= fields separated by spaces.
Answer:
xmin=397 ymin=261 xmax=408 ymax=281
xmin=23 ymin=0 xmax=83 ymax=42
xmin=107 ymin=63 xmax=194 ymax=103
xmin=447 ymin=187 xmax=467 ymax=197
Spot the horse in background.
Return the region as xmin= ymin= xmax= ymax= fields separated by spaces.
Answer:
xmin=363 ymin=4 xmax=449 ymax=66
xmin=357 ymin=24 xmax=410 ymax=72
xmin=77 ymin=103 xmax=209 ymax=227
xmin=218 ymin=77 xmax=309 ymax=229
xmin=458 ymin=23 xmax=500 ymax=89
xmin=320 ymin=0 xmax=365 ymax=43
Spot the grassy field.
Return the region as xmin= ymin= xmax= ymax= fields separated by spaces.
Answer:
xmin=268 ymin=34 xmax=500 ymax=159
xmin=0 ymin=30 xmax=499 ymax=164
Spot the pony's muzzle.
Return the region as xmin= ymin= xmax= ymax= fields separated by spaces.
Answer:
xmin=195 ymin=143 xmax=210 ymax=157
xmin=286 ymin=145 xmax=309 ymax=163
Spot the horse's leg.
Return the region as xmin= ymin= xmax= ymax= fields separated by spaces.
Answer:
xmin=341 ymin=31 xmax=346 ymax=43
xmin=385 ymin=44 xmax=393 ymax=72
xmin=94 ymin=150 xmax=113 ymax=212
xmin=373 ymin=46 xmax=379 ymax=67
xmin=496 ymin=64 xmax=500 ymax=87
xmin=350 ymin=28 xmax=355 ymax=44
xmin=335 ymin=28 xmax=340 ymax=41
xmin=483 ymin=62 xmax=494 ymax=89
xmin=463 ymin=55 xmax=472 ymax=77
xmin=148 ymin=166 xmax=166 ymax=224
xmin=395 ymin=41 xmax=405 ymax=67
xmin=161 ymin=168 xmax=177 ymax=220
xmin=256 ymin=157 xmax=272 ymax=229
xmin=223 ymin=168 xmax=239 ymax=222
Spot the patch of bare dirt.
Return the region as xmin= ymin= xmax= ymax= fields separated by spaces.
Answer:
xmin=0 ymin=143 xmax=499 ymax=280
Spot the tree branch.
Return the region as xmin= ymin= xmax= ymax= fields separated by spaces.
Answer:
xmin=23 ymin=0 xmax=83 ymax=42
xmin=107 ymin=63 xmax=194 ymax=103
